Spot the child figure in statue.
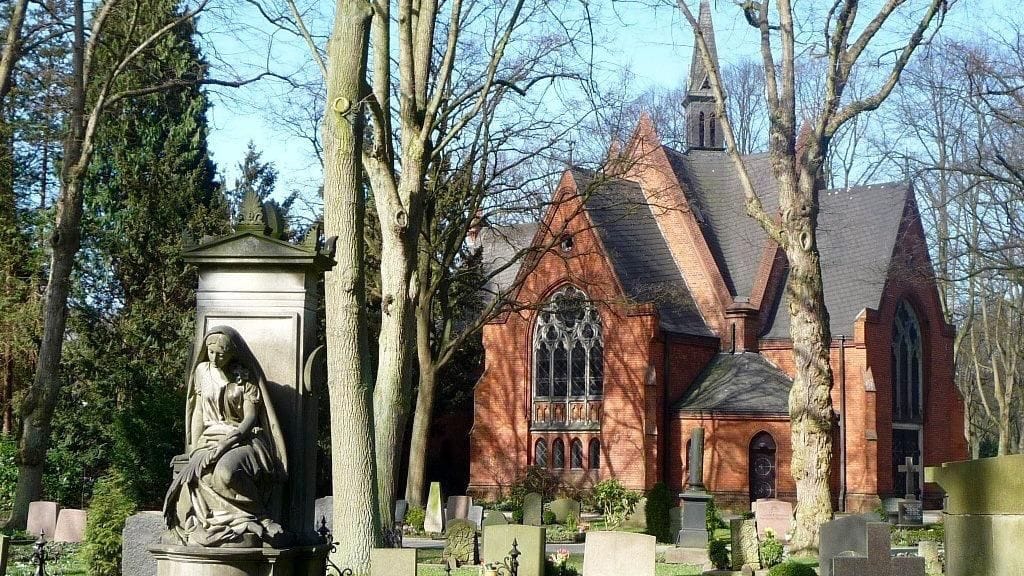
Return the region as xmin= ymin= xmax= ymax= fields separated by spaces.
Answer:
xmin=163 ymin=326 xmax=290 ymax=547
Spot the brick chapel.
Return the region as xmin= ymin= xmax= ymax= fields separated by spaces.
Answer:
xmin=467 ymin=2 xmax=967 ymax=512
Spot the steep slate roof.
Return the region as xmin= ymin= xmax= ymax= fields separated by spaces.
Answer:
xmin=763 ymin=182 xmax=909 ymax=339
xmin=574 ymin=169 xmax=713 ymax=337
xmin=475 ymin=222 xmax=539 ymax=296
xmin=664 ymin=147 xmax=778 ymax=297
xmin=673 ymin=352 xmax=792 ymax=415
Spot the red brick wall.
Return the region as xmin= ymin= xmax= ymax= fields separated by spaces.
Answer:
xmin=468 ymin=174 xmax=659 ymax=496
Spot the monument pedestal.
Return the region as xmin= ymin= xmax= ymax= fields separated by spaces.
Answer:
xmin=149 ymin=544 xmax=329 ymax=576
xmin=675 ymin=491 xmax=711 ymax=548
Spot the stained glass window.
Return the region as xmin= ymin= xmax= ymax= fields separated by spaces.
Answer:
xmin=533 ymin=286 xmax=604 ymax=401
xmin=534 ymin=439 xmax=547 ymax=467
xmin=570 ymin=438 xmax=583 ymax=469
xmin=589 ymin=439 xmax=601 ymax=469
xmin=552 ymin=439 xmax=565 ymax=469
xmin=891 ymin=301 xmax=924 ymax=421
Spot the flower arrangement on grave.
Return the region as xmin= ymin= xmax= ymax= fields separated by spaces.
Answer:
xmin=759 ymin=528 xmax=785 ymax=568
xmin=545 ymin=548 xmax=578 ymax=576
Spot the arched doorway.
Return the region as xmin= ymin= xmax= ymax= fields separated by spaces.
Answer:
xmin=749 ymin=432 xmax=777 ymax=502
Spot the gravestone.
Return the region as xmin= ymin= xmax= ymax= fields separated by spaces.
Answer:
xmin=881 ymin=497 xmax=901 ymax=523
xmin=444 ymin=519 xmax=478 ymax=566
xmin=927 ymin=454 xmax=1024 ymax=576
xmin=468 ymin=505 xmax=484 ymax=529
xmin=677 ymin=428 xmax=710 ymax=548
xmin=582 ymin=531 xmax=656 ymax=576
xmin=549 ymin=498 xmax=581 ymax=524
xmin=898 ymin=456 xmax=922 ymax=499
xmin=624 ymin=497 xmax=647 ymax=528
xmin=0 ymin=533 xmax=9 ymax=576
xmin=371 ymin=548 xmax=417 ymax=576
xmin=898 ymin=499 xmax=923 ymax=526
xmin=27 ymin=501 xmax=59 ymax=540
xmin=53 ymin=508 xmax=88 ymax=543
xmin=753 ymin=498 xmax=793 ymax=539
xmin=482 ymin=525 xmax=546 ymax=576
xmin=446 ymin=496 xmax=473 ymax=521
xmin=522 ymin=492 xmax=543 ymax=526
xmin=394 ymin=499 xmax=409 ymax=525
xmin=314 ymin=496 xmax=333 ymax=533
xmin=730 ymin=518 xmax=761 ymax=571
xmin=424 ymin=482 xmax=444 ymax=533
xmin=482 ymin=510 xmax=509 ymax=527
xmin=122 ymin=511 xmax=166 ymax=576
xmin=831 ymin=522 xmax=924 ymax=576
xmin=818 ymin=514 xmax=877 ymax=576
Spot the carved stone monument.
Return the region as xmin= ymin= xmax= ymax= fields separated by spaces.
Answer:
xmin=149 ymin=192 xmax=334 ymax=576
xmin=676 ymin=428 xmax=711 ymax=548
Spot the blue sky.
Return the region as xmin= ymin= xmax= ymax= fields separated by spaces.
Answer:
xmin=201 ymin=0 xmax=1006 ymax=206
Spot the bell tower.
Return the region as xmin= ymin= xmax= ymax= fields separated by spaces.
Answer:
xmin=684 ymin=0 xmax=725 ymax=151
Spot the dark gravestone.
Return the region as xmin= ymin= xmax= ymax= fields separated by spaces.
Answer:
xmin=394 ymin=499 xmax=409 ymax=525
xmin=898 ymin=500 xmax=923 ymax=526
xmin=446 ymin=496 xmax=473 ymax=521
xmin=676 ymin=427 xmax=710 ymax=548
xmin=122 ymin=511 xmax=166 ymax=576
xmin=0 ymin=533 xmax=9 ymax=576
xmin=522 ymin=492 xmax=543 ymax=526
xmin=818 ymin=514 xmax=877 ymax=576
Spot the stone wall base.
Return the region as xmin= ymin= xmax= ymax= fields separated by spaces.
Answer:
xmin=149 ymin=544 xmax=329 ymax=576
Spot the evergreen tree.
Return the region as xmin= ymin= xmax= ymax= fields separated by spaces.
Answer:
xmin=51 ymin=0 xmax=229 ymax=507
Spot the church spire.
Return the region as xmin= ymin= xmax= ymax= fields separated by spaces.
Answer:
xmin=684 ymin=0 xmax=725 ymax=151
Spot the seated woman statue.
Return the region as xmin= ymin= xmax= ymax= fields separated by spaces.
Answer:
xmin=163 ymin=326 xmax=290 ymax=547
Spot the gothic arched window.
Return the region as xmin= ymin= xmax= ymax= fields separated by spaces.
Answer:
xmin=534 ymin=286 xmax=604 ymax=401
xmin=534 ymin=438 xmax=548 ymax=467
xmin=552 ymin=439 xmax=565 ymax=469
xmin=891 ymin=301 xmax=924 ymax=421
xmin=589 ymin=439 xmax=601 ymax=469
xmin=570 ymin=438 xmax=584 ymax=469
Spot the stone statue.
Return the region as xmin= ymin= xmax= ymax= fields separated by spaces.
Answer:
xmin=162 ymin=326 xmax=290 ymax=547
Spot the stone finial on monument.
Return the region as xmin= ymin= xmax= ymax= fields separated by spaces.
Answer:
xmin=148 ymin=190 xmax=334 ymax=576
xmin=676 ymin=427 xmax=711 ymax=548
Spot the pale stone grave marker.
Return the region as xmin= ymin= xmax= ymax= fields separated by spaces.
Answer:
xmin=482 ymin=510 xmax=508 ymax=527
xmin=446 ymin=495 xmax=472 ymax=521
xmin=468 ymin=505 xmax=484 ymax=529
xmin=482 ymin=525 xmax=546 ymax=576
xmin=831 ymin=522 xmax=924 ymax=576
xmin=121 ymin=511 xmax=165 ymax=576
xmin=371 ymin=547 xmax=417 ymax=576
xmin=730 ymin=518 xmax=761 ymax=571
xmin=549 ymin=498 xmax=580 ymax=524
xmin=54 ymin=508 xmax=88 ymax=543
xmin=424 ymin=482 xmax=444 ymax=533
xmin=522 ymin=492 xmax=543 ymax=526
xmin=27 ymin=501 xmax=59 ymax=540
xmin=819 ymin=514 xmax=885 ymax=576
xmin=753 ymin=498 xmax=793 ymax=539
xmin=0 ymin=533 xmax=10 ymax=576
xmin=444 ymin=519 xmax=478 ymax=566
xmin=582 ymin=531 xmax=656 ymax=576
xmin=394 ymin=499 xmax=409 ymax=525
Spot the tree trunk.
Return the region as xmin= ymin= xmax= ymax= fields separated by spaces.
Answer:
xmin=405 ymin=291 xmax=438 ymax=506
xmin=782 ymin=180 xmax=835 ymax=555
xmin=323 ymin=1 xmax=380 ymax=571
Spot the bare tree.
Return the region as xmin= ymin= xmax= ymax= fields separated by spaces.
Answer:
xmin=676 ymin=0 xmax=950 ymax=553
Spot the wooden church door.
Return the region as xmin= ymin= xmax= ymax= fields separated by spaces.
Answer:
xmin=749 ymin=432 xmax=777 ymax=502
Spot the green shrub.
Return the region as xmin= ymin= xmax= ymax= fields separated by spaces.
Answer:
xmin=592 ymin=479 xmax=641 ymax=529
xmin=0 ymin=436 xmax=17 ymax=513
xmin=741 ymin=510 xmax=755 ymax=520
xmin=708 ymin=538 xmax=730 ymax=570
xmin=405 ymin=505 xmax=425 ymax=532
xmin=82 ymin=471 xmax=138 ymax=576
xmin=644 ymin=482 xmax=673 ymax=543
xmin=891 ymin=524 xmax=944 ymax=546
xmin=767 ymin=561 xmax=817 ymax=576
xmin=705 ymin=498 xmax=726 ymax=533
xmin=543 ymin=510 xmax=557 ymax=525
xmin=759 ymin=531 xmax=784 ymax=568
xmin=513 ymin=507 xmax=524 ymax=524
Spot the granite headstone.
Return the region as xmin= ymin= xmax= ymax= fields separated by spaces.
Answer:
xmin=468 ymin=505 xmax=484 ymax=530
xmin=482 ymin=510 xmax=509 ymax=527
xmin=818 ymin=513 xmax=877 ymax=576
xmin=831 ymin=522 xmax=924 ymax=576
xmin=53 ymin=508 xmax=87 ymax=543
xmin=582 ymin=531 xmax=656 ymax=576
xmin=522 ymin=492 xmax=543 ymax=526
xmin=121 ymin=511 xmax=166 ymax=576
xmin=27 ymin=501 xmax=59 ymax=540
xmin=482 ymin=525 xmax=546 ymax=576
xmin=548 ymin=498 xmax=581 ymax=524
xmin=752 ymin=498 xmax=793 ymax=539
xmin=394 ymin=499 xmax=409 ymax=525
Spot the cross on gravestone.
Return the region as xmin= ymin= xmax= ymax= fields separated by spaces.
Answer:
xmin=898 ymin=456 xmax=922 ymax=500
xmin=831 ymin=522 xmax=925 ymax=576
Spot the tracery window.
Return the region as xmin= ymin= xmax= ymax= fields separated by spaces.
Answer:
xmin=534 ymin=438 xmax=548 ymax=467
xmin=570 ymin=438 xmax=583 ymax=469
xmin=891 ymin=301 xmax=924 ymax=422
xmin=534 ymin=286 xmax=604 ymax=400
xmin=552 ymin=439 xmax=565 ymax=469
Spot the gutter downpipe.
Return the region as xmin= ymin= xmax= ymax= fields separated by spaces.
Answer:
xmin=839 ymin=334 xmax=847 ymax=513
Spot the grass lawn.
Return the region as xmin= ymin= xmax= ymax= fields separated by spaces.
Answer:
xmin=416 ymin=549 xmax=703 ymax=576
xmin=4 ymin=542 xmax=86 ymax=576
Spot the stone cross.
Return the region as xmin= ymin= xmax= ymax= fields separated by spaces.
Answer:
xmin=897 ymin=456 xmax=921 ymax=499
xmin=832 ymin=523 xmax=924 ymax=576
